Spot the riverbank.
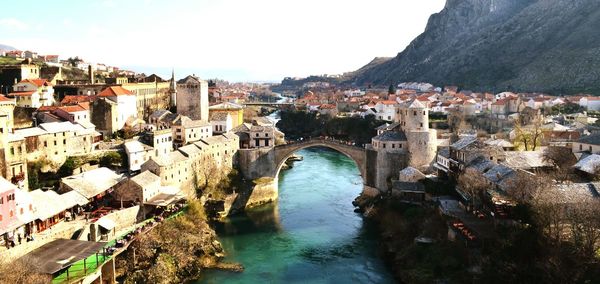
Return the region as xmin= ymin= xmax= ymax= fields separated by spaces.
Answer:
xmin=354 ymin=191 xmax=472 ymax=283
xmin=114 ymin=201 xmax=243 ymax=283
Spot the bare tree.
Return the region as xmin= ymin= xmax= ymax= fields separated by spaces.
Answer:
xmin=543 ymin=146 xmax=576 ymax=182
xmin=457 ymin=169 xmax=489 ymax=210
xmin=566 ymin=199 xmax=600 ymax=257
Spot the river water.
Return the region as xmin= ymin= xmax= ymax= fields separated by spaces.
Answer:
xmin=198 ymin=148 xmax=395 ymax=283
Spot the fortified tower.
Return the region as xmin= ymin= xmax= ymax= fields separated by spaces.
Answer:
xmin=395 ymin=99 xmax=438 ymax=169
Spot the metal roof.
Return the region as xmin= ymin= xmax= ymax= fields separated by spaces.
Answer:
xmin=20 ymin=239 xmax=106 ymax=274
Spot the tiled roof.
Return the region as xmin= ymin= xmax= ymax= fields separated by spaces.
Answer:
xmin=19 ymin=78 xmax=49 ymax=87
xmin=450 ymin=136 xmax=477 ymax=150
xmin=98 ymin=86 xmax=134 ymax=97
xmin=373 ymin=130 xmax=407 ymax=142
xmin=578 ymin=133 xmax=600 ymax=146
xmin=61 ymin=95 xmax=96 ymax=105
xmin=9 ymin=91 xmax=35 ymax=96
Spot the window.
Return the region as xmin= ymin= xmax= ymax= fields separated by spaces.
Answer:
xmin=9 ymin=147 xmax=13 ymax=155
xmin=54 ymin=141 xmax=57 ymax=146
xmin=392 ymin=144 xmax=395 ymax=149
xmin=9 ymin=210 xmax=13 ymax=217
xmin=420 ymin=123 xmax=423 ymax=128
xmin=383 ymin=143 xmax=386 ymax=148
xmin=44 ymin=141 xmax=47 ymax=147
xmin=413 ymin=111 xmax=417 ymax=116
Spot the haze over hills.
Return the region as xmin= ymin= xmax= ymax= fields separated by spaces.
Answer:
xmin=350 ymin=0 xmax=600 ymax=94
xmin=0 ymin=44 xmax=16 ymax=51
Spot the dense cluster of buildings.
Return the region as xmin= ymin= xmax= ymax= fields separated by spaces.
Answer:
xmin=0 ymin=52 xmax=282 ymax=261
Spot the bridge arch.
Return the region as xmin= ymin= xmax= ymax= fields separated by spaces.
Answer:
xmin=273 ymin=139 xmax=367 ymax=181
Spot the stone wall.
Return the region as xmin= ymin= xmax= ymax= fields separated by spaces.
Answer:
xmin=406 ymin=129 xmax=438 ymax=171
xmin=246 ymin=178 xmax=278 ymax=208
xmin=238 ymin=148 xmax=276 ymax=180
xmin=374 ymin=151 xmax=409 ymax=191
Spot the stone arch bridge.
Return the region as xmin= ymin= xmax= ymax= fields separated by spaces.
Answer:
xmin=273 ymin=138 xmax=368 ymax=179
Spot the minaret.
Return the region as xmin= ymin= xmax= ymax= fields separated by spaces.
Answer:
xmin=169 ymin=69 xmax=177 ymax=109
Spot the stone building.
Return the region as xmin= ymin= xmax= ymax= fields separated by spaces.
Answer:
xmin=141 ymin=133 xmax=239 ymax=197
xmin=14 ymin=121 xmax=98 ymax=166
xmin=210 ymin=112 xmax=233 ymax=134
xmin=176 ymin=75 xmax=209 ymax=121
xmin=97 ymin=86 xmax=138 ymax=132
xmin=447 ymin=136 xmax=505 ymax=176
xmin=171 ymin=116 xmax=212 ymax=148
xmin=232 ymin=121 xmax=277 ymax=149
xmin=121 ymin=80 xmax=171 ymax=119
xmin=367 ymin=99 xmax=439 ymax=191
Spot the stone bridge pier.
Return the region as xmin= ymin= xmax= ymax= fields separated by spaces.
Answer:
xmin=238 ymin=138 xmax=381 ymax=207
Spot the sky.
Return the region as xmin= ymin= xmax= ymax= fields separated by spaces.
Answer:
xmin=0 ymin=0 xmax=446 ymax=82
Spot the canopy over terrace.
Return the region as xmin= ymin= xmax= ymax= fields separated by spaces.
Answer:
xmin=20 ymin=239 xmax=106 ymax=275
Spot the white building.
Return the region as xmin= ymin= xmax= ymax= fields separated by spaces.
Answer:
xmin=374 ymin=101 xmax=397 ymax=121
xmin=210 ymin=112 xmax=233 ymax=134
xmin=10 ymin=79 xmax=55 ymax=108
xmin=124 ymin=140 xmax=151 ymax=173
xmin=97 ymin=86 xmax=138 ymax=131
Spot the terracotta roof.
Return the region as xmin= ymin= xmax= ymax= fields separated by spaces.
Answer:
xmin=59 ymin=104 xmax=88 ymax=113
xmin=319 ymin=104 xmax=336 ymax=109
xmin=0 ymin=95 xmax=13 ymax=102
xmin=98 ymin=86 xmax=134 ymax=97
xmin=9 ymin=91 xmax=36 ymax=97
xmin=38 ymin=106 xmax=59 ymax=112
xmin=61 ymin=95 xmax=96 ymax=105
xmin=19 ymin=79 xmax=50 ymax=87
xmin=379 ymin=100 xmax=397 ymax=105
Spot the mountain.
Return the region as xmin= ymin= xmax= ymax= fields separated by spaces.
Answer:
xmin=351 ymin=0 xmax=600 ymax=94
xmin=0 ymin=44 xmax=16 ymax=51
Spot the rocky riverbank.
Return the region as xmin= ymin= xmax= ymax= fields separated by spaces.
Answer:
xmin=114 ymin=201 xmax=243 ymax=283
xmin=354 ymin=191 xmax=471 ymax=283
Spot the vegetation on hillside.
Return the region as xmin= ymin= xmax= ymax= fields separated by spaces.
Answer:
xmin=276 ymin=110 xmax=385 ymax=145
xmin=116 ymin=200 xmax=235 ymax=283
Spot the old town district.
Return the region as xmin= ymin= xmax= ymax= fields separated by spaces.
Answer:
xmin=0 ymin=54 xmax=599 ymax=280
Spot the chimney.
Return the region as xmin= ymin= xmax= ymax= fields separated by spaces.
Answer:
xmin=88 ymin=65 xmax=94 ymax=84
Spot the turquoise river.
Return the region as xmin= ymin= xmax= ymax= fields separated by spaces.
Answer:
xmin=198 ymin=147 xmax=395 ymax=284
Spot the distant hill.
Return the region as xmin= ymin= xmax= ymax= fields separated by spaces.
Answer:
xmin=0 ymin=44 xmax=16 ymax=51
xmin=349 ymin=0 xmax=600 ymax=94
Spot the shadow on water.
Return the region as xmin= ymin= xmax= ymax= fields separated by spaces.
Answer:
xmin=212 ymin=202 xmax=282 ymax=236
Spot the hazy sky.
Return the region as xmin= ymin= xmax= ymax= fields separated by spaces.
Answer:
xmin=0 ymin=0 xmax=446 ymax=82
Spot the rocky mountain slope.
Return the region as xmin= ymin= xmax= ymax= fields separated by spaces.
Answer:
xmin=351 ymin=0 xmax=600 ymax=94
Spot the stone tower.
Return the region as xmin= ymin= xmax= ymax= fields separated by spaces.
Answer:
xmin=395 ymin=99 xmax=438 ymax=170
xmin=176 ymin=75 xmax=209 ymax=121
